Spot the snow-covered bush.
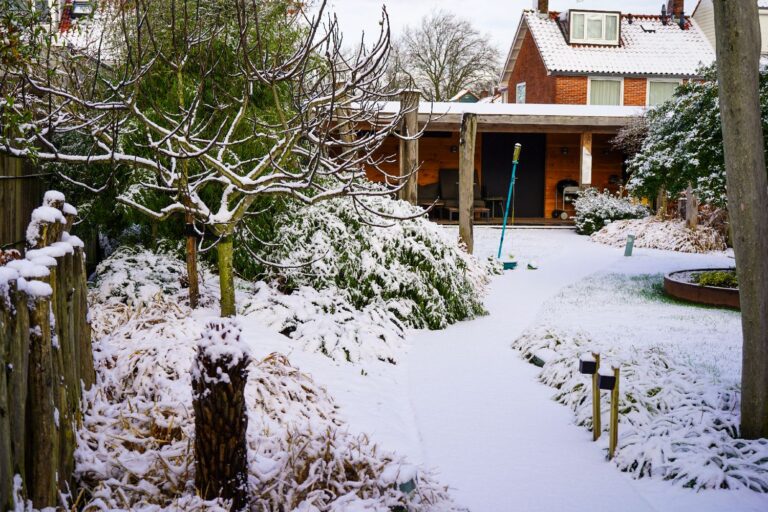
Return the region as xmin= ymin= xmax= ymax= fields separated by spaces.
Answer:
xmin=244 ymin=194 xmax=491 ymax=330
xmin=513 ymin=328 xmax=768 ymax=492
xmin=573 ymin=188 xmax=650 ymax=235
xmin=591 ymin=217 xmax=727 ymax=253
xmin=78 ymin=274 xmax=460 ymax=510
xmin=625 ymin=64 xmax=768 ymax=207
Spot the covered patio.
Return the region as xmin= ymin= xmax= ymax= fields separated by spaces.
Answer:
xmin=367 ymin=97 xmax=644 ymax=252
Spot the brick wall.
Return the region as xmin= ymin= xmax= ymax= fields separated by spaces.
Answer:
xmin=507 ymin=30 xmax=555 ymax=103
xmin=554 ymin=76 xmax=588 ymax=104
xmin=623 ymin=78 xmax=647 ymax=106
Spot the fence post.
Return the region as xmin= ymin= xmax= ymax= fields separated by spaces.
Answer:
xmin=73 ymin=245 xmax=94 ymax=390
xmin=27 ymin=289 xmax=58 ymax=507
xmin=0 ymin=286 xmax=13 ymax=511
xmin=6 ymin=280 xmax=30 ymax=498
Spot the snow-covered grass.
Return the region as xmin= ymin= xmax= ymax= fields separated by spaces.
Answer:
xmin=592 ymin=217 xmax=727 ymax=253
xmin=513 ymin=264 xmax=768 ymax=492
xmin=90 ymin=247 xmax=413 ymax=364
xmin=78 ymin=250 xmax=461 ymax=511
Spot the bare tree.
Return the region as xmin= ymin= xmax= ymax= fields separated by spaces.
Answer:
xmin=0 ymin=0 xmax=417 ymax=317
xmin=389 ymin=11 xmax=500 ymax=101
xmin=713 ymin=0 xmax=768 ymax=438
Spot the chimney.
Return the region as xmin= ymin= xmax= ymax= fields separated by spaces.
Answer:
xmin=534 ymin=0 xmax=548 ymax=13
xmin=666 ymin=0 xmax=684 ymax=18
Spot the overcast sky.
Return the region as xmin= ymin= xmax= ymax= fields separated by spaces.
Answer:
xmin=325 ymin=0 xmax=701 ymax=55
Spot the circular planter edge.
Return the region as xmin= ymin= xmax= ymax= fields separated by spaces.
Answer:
xmin=663 ymin=269 xmax=740 ymax=310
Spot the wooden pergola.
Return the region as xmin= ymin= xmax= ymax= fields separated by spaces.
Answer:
xmin=391 ymin=95 xmax=644 ymax=253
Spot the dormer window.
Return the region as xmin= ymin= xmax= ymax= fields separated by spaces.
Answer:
xmin=569 ymin=10 xmax=620 ymax=46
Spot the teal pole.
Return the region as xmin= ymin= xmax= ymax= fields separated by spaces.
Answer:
xmin=498 ymin=143 xmax=522 ymax=259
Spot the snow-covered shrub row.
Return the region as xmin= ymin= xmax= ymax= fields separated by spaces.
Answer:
xmin=76 ymin=291 xmax=460 ymax=510
xmin=513 ymin=328 xmax=768 ymax=492
xmin=591 ymin=217 xmax=727 ymax=253
xmin=247 ymin=194 xmax=491 ymax=330
xmin=573 ymin=188 xmax=650 ymax=235
xmin=90 ymin=248 xmax=409 ymax=363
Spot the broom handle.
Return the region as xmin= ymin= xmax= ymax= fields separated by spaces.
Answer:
xmin=498 ymin=144 xmax=522 ymax=259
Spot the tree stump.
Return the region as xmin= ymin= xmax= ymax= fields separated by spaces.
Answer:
xmin=192 ymin=320 xmax=250 ymax=511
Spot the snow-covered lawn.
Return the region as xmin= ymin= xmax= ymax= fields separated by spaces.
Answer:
xmin=80 ymin=227 xmax=768 ymax=511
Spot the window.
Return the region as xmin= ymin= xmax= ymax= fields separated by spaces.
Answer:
xmin=648 ymin=80 xmax=680 ymax=106
xmin=589 ymin=78 xmax=622 ymax=106
xmin=72 ymin=2 xmax=94 ymax=18
xmin=569 ymin=11 xmax=621 ymax=46
xmin=760 ymin=11 xmax=768 ymax=54
xmin=516 ymin=82 xmax=526 ymax=104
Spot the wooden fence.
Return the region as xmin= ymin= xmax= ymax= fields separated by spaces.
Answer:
xmin=0 ymin=155 xmax=45 ymax=249
xmin=0 ymin=191 xmax=94 ymax=510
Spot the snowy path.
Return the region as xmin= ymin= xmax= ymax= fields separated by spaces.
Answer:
xmin=405 ymin=228 xmax=768 ymax=512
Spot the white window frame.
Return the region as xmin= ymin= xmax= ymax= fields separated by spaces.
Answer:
xmin=587 ymin=77 xmax=624 ymax=106
xmin=516 ymin=82 xmax=526 ymax=104
xmin=646 ymin=78 xmax=683 ymax=107
xmin=569 ymin=11 xmax=621 ymax=46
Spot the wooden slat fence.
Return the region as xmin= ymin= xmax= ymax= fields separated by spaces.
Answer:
xmin=1 ymin=155 xmax=45 ymax=249
xmin=0 ymin=191 xmax=94 ymax=509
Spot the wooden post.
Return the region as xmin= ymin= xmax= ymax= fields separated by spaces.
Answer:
xmin=398 ymin=90 xmax=420 ymax=205
xmin=193 ymin=321 xmax=250 ymax=511
xmin=0 ymin=289 xmax=13 ymax=510
xmin=608 ymin=366 xmax=620 ymax=460
xmin=592 ymin=353 xmax=601 ymax=441
xmin=685 ymin=184 xmax=698 ymax=229
xmin=7 ymin=282 xmax=30 ymax=492
xmin=73 ymin=247 xmax=95 ymax=390
xmin=27 ymin=292 xmax=58 ymax=507
xmin=579 ymin=132 xmax=593 ymax=187
xmin=459 ymin=112 xmax=477 ymax=254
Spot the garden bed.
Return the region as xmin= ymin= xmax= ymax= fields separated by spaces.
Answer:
xmin=664 ymin=269 xmax=740 ymax=309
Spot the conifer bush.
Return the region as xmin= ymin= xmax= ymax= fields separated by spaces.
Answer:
xmin=239 ymin=193 xmax=491 ymax=330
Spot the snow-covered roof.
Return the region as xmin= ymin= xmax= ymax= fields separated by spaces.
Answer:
xmin=376 ymin=101 xmax=643 ymax=131
xmin=759 ymin=1 xmax=768 ymax=8
xmin=502 ymin=11 xmax=715 ymax=83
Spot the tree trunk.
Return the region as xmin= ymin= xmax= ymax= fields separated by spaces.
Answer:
xmin=185 ymin=217 xmax=200 ymax=309
xmin=398 ymin=89 xmax=420 ymax=205
xmin=217 ymin=235 xmax=236 ymax=317
xmin=192 ymin=321 xmax=250 ymax=510
xmin=714 ymin=0 xmax=768 ymax=439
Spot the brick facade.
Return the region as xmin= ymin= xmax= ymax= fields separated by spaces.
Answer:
xmin=507 ymin=31 xmax=555 ymax=103
xmin=623 ymin=77 xmax=647 ymax=106
xmin=554 ymin=76 xmax=588 ymax=104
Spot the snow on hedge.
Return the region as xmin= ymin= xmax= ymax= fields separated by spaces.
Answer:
xmin=250 ymin=194 xmax=492 ymax=330
xmin=591 ymin=217 xmax=727 ymax=253
xmin=513 ymin=328 xmax=768 ymax=492
xmin=78 ymin=283 xmax=460 ymax=510
xmin=573 ymin=188 xmax=650 ymax=235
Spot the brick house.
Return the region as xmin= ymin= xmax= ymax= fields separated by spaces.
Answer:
xmin=373 ymin=1 xmax=715 ymax=225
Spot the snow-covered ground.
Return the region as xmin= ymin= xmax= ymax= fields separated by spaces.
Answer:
xmin=81 ymin=227 xmax=768 ymax=511
xmin=269 ymin=227 xmax=767 ymax=512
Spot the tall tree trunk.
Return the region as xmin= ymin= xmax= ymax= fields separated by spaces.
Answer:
xmin=686 ymin=184 xmax=699 ymax=230
xmin=714 ymin=0 xmax=768 ymax=439
xmin=217 ymin=234 xmax=236 ymax=317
